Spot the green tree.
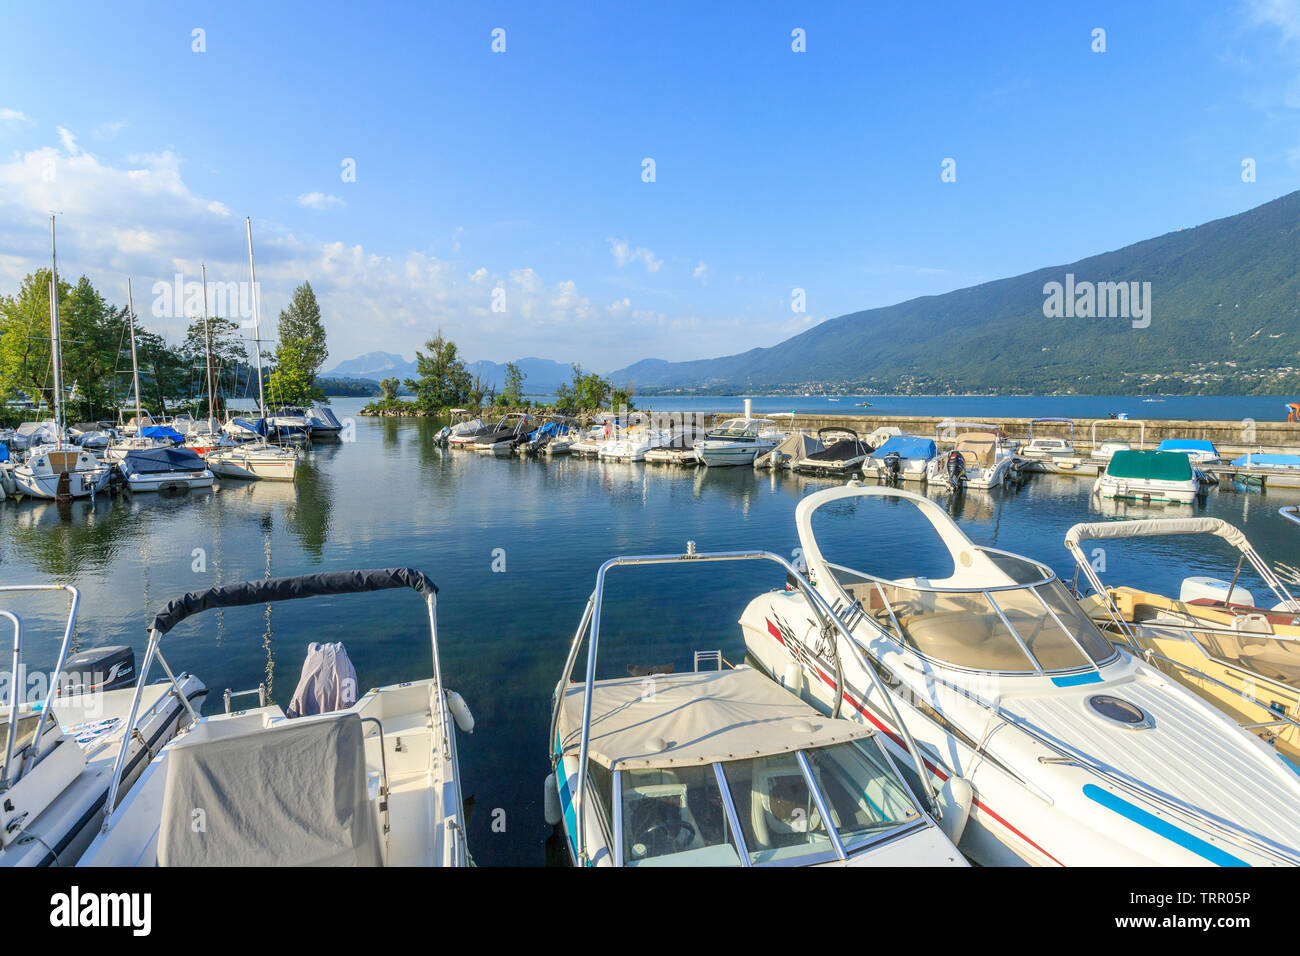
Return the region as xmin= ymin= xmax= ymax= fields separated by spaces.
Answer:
xmin=403 ymin=330 xmax=471 ymax=411
xmin=501 ymin=361 xmax=525 ymax=406
xmin=268 ymin=281 xmax=328 ymax=406
xmin=134 ymin=329 xmax=189 ymax=416
xmin=0 ymin=269 xmax=63 ymax=408
xmin=379 ymin=377 xmax=402 ymax=401
xmin=556 ymin=364 xmax=613 ymax=411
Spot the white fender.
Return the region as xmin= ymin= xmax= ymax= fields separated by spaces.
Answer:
xmin=935 ymin=775 xmax=974 ymax=846
xmin=782 ymin=661 xmax=804 ymax=695
xmin=447 ymin=690 xmax=475 ymax=734
xmin=543 ymin=773 xmax=563 ymax=825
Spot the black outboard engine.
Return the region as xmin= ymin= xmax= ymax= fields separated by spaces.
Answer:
xmin=433 ymin=425 xmax=452 ymax=448
xmin=945 ymin=450 xmax=967 ymax=489
xmin=882 ymin=451 xmax=903 ymax=482
xmin=58 ymin=645 xmax=136 ymax=694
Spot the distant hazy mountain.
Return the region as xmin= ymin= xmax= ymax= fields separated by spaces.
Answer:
xmin=324 ymin=351 xmax=417 ymax=382
xmin=465 ymin=357 xmax=575 ymax=393
xmin=607 ymin=190 xmax=1300 ymax=395
xmin=325 ymin=351 xmax=577 ymax=393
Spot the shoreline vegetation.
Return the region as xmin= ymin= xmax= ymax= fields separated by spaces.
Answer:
xmin=0 ymin=269 xmax=330 ymax=427
xmin=359 ymin=331 xmax=635 ymax=418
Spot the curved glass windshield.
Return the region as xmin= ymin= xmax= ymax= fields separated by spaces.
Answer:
xmin=842 ymin=573 xmax=1114 ymax=673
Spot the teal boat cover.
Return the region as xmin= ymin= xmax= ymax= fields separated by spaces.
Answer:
xmin=1106 ymin=450 xmax=1193 ymax=481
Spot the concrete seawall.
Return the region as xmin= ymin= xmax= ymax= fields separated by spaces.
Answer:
xmin=691 ymin=411 xmax=1300 ymax=458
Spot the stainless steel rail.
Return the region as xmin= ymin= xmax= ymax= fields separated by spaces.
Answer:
xmin=548 ymin=546 xmax=938 ymax=867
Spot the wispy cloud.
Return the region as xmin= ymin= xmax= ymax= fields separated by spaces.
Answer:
xmin=692 ymin=261 xmax=709 ymax=283
xmin=607 ymin=237 xmax=662 ymax=273
xmin=1249 ymin=0 xmax=1300 ymax=44
xmin=92 ymin=120 xmax=127 ymax=140
xmin=0 ymin=108 xmax=30 ymax=124
xmin=297 ymin=191 xmax=345 ymax=210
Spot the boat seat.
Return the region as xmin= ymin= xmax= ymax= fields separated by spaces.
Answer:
xmin=750 ymin=762 xmax=824 ymax=848
xmin=156 ymin=712 xmax=383 ymax=866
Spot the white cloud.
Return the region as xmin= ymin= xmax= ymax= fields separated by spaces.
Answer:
xmin=693 ymin=261 xmax=709 ymax=283
xmin=0 ymin=130 xmax=704 ymax=367
xmin=1249 ymin=0 xmax=1300 ymax=44
xmin=608 ymin=237 xmax=663 ymax=273
xmin=92 ymin=120 xmax=127 ymax=140
xmin=297 ymin=191 xmax=345 ymax=210
xmin=0 ymin=108 xmax=30 ymax=124
xmin=56 ymin=126 xmax=79 ymax=154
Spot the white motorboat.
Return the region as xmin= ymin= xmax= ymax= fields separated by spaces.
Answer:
xmin=1094 ymin=449 xmax=1205 ymax=503
xmin=221 ymin=416 xmax=263 ymax=442
xmin=119 ymin=447 xmax=215 ymax=492
xmin=1 ymin=584 xmax=206 ymax=866
xmin=925 ymin=426 xmax=1017 ymax=489
xmin=754 ymin=431 xmax=824 ymax=470
xmin=739 ymin=483 xmax=1300 ymax=866
xmin=1155 ymin=439 xmax=1221 ymax=466
xmin=522 ymin=415 xmax=580 ymax=456
xmin=548 ymin=547 xmax=969 ymax=867
xmin=264 ymin=406 xmax=313 ymax=442
xmin=865 ymin=435 xmax=937 ymax=483
xmin=1065 ymin=517 xmax=1300 ymax=765
xmin=205 ymin=441 xmax=299 ymax=481
xmin=1020 ymin=418 xmax=1077 ymax=471
xmin=1227 ymin=453 xmax=1300 ymax=488
xmin=599 ymin=422 xmax=675 ymax=462
xmin=472 ymin=413 xmax=535 ymax=453
xmin=9 ymin=421 xmax=57 ymax=452
xmin=694 ymin=417 xmax=787 ymax=467
xmin=80 ymin=567 xmax=472 ymax=867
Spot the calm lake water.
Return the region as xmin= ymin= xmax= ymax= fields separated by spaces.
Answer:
xmin=2 ymin=396 xmax=1299 ymax=865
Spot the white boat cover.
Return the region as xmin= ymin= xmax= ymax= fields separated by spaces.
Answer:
xmin=287 ymin=642 xmax=360 ymax=717
xmin=558 ymin=668 xmax=873 ymax=771
xmin=1065 ymin=517 xmax=1250 ymax=552
xmin=157 ymin=713 xmax=383 ymax=866
xmin=756 ymin=431 xmax=823 ymax=468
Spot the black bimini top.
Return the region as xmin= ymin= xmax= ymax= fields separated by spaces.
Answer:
xmin=149 ymin=568 xmax=437 ymax=636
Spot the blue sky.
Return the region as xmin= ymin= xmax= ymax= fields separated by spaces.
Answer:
xmin=1 ymin=1 xmax=1298 ymax=373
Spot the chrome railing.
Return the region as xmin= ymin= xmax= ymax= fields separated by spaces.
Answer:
xmin=549 ymin=545 xmax=938 ymax=867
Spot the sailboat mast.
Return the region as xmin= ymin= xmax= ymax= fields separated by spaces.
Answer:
xmin=49 ymin=215 xmax=64 ymax=446
xmin=201 ymin=263 xmax=217 ymax=425
xmin=126 ymin=278 xmax=143 ymax=424
xmin=246 ymin=217 xmax=266 ymax=418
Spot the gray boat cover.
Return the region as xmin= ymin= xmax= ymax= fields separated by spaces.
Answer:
xmin=149 ymin=568 xmax=437 ymax=636
xmin=157 ymin=713 xmax=383 ymax=866
xmin=755 ymin=432 xmax=824 ymax=469
xmin=287 ymin=642 xmax=360 ymax=718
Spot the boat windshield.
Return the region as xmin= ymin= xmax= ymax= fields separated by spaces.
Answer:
xmin=834 ymin=565 xmax=1115 ymax=673
xmin=618 ymin=739 xmax=920 ymax=866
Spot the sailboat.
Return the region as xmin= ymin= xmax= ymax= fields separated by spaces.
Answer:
xmin=12 ymin=217 xmax=112 ymax=500
xmin=204 ymin=219 xmax=300 ymax=481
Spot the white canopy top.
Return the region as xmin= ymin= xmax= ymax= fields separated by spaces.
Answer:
xmin=558 ymin=668 xmax=872 ymax=771
xmin=1064 ymin=517 xmax=1250 ymax=552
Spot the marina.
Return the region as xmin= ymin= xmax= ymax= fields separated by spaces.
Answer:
xmin=4 ymin=397 xmax=1300 ymax=866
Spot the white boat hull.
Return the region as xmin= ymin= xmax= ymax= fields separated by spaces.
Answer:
xmin=205 ymin=447 xmax=298 ymax=481
xmin=1093 ymin=474 xmax=1200 ymax=503
xmin=125 ymin=470 xmax=216 ymax=493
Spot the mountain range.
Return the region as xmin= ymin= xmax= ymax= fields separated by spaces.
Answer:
xmin=324 ymin=352 xmax=576 ymax=393
xmin=607 ymin=190 xmax=1300 ymax=395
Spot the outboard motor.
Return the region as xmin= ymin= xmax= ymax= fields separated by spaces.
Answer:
xmin=945 ymin=450 xmax=967 ymax=489
xmin=882 ymin=451 xmax=902 ymax=482
xmin=58 ymin=645 xmax=136 ymax=695
xmin=433 ymin=425 xmax=452 ymax=447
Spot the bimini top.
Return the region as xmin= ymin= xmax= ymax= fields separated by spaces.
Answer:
xmin=1156 ymin=439 xmax=1218 ymax=454
xmin=558 ymin=668 xmax=872 ymax=771
xmin=1105 ymin=449 xmax=1193 ymax=481
xmin=121 ymin=447 xmax=208 ymax=473
xmin=870 ymin=436 xmax=936 ymax=461
xmin=149 ymin=568 xmax=437 ymax=636
xmin=1065 ymin=516 xmax=1250 ymax=552
xmin=1232 ymin=453 xmax=1300 ymax=468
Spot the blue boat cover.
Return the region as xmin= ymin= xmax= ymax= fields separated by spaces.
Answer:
xmin=308 ymin=406 xmax=343 ymax=429
xmin=230 ymin=417 xmax=267 ymax=436
xmin=1232 ymin=453 xmax=1300 ymax=467
xmin=871 ymin=436 xmax=937 ymax=460
xmin=140 ymin=425 xmax=186 ymax=443
xmin=122 ymin=447 xmax=209 ymax=473
xmin=0 ymin=443 xmax=9 ymax=463
xmin=1156 ymin=439 xmax=1217 ymax=453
